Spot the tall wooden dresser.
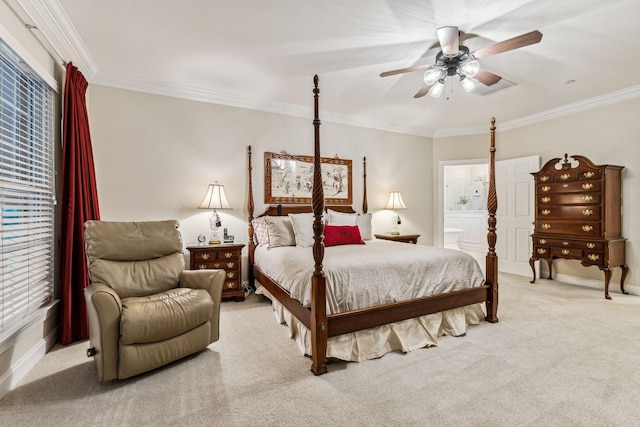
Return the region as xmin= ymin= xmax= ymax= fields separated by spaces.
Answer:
xmin=529 ymin=154 xmax=628 ymax=299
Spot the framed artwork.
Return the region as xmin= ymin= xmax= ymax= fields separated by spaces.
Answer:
xmin=264 ymin=151 xmax=352 ymax=205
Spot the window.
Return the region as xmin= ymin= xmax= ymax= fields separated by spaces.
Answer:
xmin=0 ymin=38 xmax=55 ymax=335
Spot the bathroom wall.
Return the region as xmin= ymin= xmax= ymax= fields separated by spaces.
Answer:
xmin=444 ymin=163 xmax=488 ymax=211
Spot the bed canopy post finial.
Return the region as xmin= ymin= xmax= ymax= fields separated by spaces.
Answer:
xmin=485 ymin=117 xmax=499 ymax=323
xmin=310 ymin=74 xmax=328 ymax=375
xmin=362 ymin=157 xmax=368 ymax=214
xmin=247 ymin=145 xmax=255 ymax=288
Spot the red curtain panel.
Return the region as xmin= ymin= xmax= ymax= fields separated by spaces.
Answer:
xmin=59 ymin=62 xmax=101 ymax=344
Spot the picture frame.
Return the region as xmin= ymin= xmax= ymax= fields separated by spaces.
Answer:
xmin=264 ymin=151 xmax=352 ymax=205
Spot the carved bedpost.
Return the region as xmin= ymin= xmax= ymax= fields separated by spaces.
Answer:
xmin=485 ymin=117 xmax=499 ymax=323
xmin=247 ymin=145 xmax=255 ymax=288
xmin=362 ymin=157 xmax=368 ymax=214
xmin=310 ymin=75 xmax=328 ymax=375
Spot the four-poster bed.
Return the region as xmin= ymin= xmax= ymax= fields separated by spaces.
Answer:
xmin=247 ymin=75 xmax=499 ymax=375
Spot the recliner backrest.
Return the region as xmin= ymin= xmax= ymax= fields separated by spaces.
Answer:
xmin=85 ymin=220 xmax=185 ymax=298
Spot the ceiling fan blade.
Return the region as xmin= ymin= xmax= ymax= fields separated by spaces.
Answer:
xmin=473 ymin=30 xmax=542 ymax=60
xmin=380 ymin=64 xmax=431 ymax=78
xmin=414 ymin=84 xmax=431 ymax=98
xmin=436 ymin=26 xmax=459 ymax=56
xmin=475 ymin=69 xmax=502 ymax=86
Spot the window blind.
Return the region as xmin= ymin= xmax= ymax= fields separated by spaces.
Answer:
xmin=0 ymin=38 xmax=55 ymax=335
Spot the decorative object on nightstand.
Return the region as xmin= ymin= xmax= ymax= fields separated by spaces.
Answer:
xmin=198 ymin=181 xmax=231 ymax=244
xmin=187 ymin=243 xmax=246 ymax=301
xmin=374 ymin=233 xmax=420 ymax=244
xmin=384 ymin=191 xmax=407 ymax=235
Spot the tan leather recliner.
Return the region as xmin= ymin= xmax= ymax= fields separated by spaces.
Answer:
xmin=83 ymin=220 xmax=225 ymax=382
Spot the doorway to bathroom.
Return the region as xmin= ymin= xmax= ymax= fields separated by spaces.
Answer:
xmin=439 ymin=160 xmax=489 ymax=257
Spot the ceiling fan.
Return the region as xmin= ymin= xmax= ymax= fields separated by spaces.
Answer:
xmin=380 ymin=26 xmax=542 ymax=99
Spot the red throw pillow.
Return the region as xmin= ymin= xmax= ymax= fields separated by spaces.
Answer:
xmin=324 ymin=225 xmax=365 ymax=247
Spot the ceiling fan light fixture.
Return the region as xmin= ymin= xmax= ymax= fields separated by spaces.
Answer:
xmin=460 ymin=75 xmax=479 ymax=93
xmin=459 ymin=58 xmax=480 ymax=77
xmin=423 ymin=67 xmax=446 ymax=85
xmin=428 ymin=79 xmax=446 ymax=98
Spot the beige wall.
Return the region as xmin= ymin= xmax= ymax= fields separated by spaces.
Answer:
xmin=434 ymin=99 xmax=640 ymax=294
xmin=86 ymin=84 xmax=433 ymax=278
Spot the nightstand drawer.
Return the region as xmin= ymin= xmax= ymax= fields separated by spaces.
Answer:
xmin=187 ymin=244 xmax=246 ymax=301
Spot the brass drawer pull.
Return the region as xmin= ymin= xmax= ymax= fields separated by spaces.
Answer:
xmin=561 ymin=249 xmax=570 ymax=255
xmin=537 ymin=248 xmax=547 ymax=254
xmin=541 ymin=197 xmax=551 ymax=203
xmin=562 ymin=184 xmax=569 ymax=188
xmin=582 ymin=225 xmax=593 ymax=232
xmin=541 ymin=186 xmax=551 ymax=192
xmin=560 ymin=173 xmax=570 ymax=180
xmin=198 ymin=264 xmax=206 ymax=269
xmin=582 ymin=183 xmax=593 ymax=190
xmin=227 ymin=272 xmax=235 ymax=279
xmin=562 ymin=241 xmax=569 ymax=246
xmin=539 ymin=239 xmax=547 ymax=244
xmin=201 ymin=253 xmax=210 ymax=260
xmin=587 ymin=254 xmax=600 ymax=261
xmin=586 ymin=242 xmax=596 ymax=249
xmin=582 ymin=209 xmax=593 ymax=216
xmin=226 ymin=262 xmax=235 ymax=268
xmin=213 ymin=262 xmax=221 ymax=268
xmin=584 ymin=171 xmax=595 ymax=178
xmin=224 ymin=252 xmax=233 ymax=258
xmin=542 ymin=224 xmax=551 ymax=230
xmin=582 ymin=195 xmax=593 ymax=202
xmin=226 ymin=282 xmax=236 ymax=288
xmin=541 ymin=209 xmax=551 ymax=216
xmin=540 ymin=176 xmax=550 ymax=182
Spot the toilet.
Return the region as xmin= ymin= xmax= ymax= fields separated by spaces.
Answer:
xmin=444 ymin=228 xmax=463 ymax=249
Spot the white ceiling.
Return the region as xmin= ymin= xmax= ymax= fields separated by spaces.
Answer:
xmin=24 ymin=0 xmax=640 ymax=137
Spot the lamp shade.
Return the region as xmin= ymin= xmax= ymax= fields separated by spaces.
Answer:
xmin=384 ymin=191 xmax=407 ymax=210
xmin=198 ymin=182 xmax=232 ymax=210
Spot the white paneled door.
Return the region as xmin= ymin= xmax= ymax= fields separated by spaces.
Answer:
xmin=495 ymin=155 xmax=540 ymax=276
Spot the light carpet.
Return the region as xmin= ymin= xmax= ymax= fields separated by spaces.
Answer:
xmin=1 ymin=273 xmax=639 ymax=426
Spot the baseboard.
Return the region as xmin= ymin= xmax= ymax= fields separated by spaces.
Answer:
xmin=552 ymin=272 xmax=639 ymax=297
xmin=0 ymin=303 xmax=58 ymax=400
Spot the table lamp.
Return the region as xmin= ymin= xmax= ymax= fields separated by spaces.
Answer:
xmin=384 ymin=191 xmax=407 ymax=235
xmin=198 ymin=181 xmax=232 ymax=244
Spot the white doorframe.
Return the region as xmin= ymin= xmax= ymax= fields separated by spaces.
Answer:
xmin=437 ymin=158 xmax=488 ymax=248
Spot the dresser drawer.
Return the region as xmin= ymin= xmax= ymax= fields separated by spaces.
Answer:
xmin=550 ymin=247 xmax=582 ymax=258
xmin=536 ymin=205 xmax=600 ymax=220
xmin=535 ymin=220 xmax=601 ymax=237
xmin=538 ymin=180 xmax=601 ymax=194
xmin=538 ymin=192 xmax=600 ymax=205
xmin=533 ymin=237 xmax=605 ymax=252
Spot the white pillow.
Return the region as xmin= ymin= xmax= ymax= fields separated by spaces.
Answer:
xmin=264 ymin=216 xmax=295 ymax=248
xmin=327 ymin=208 xmax=357 ymax=226
xmin=288 ymin=213 xmax=315 ymax=247
xmin=356 ymin=213 xmax=372 ymax=240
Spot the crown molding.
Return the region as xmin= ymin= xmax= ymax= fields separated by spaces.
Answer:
xmin=21 ymin=0 xmax=98 ymax=78
xmin=434 ymin=85 xmax=640 ymax=138
xmin=93 ymin=70 xmax=436 ymax=138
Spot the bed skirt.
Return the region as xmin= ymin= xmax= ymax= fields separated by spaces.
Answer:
xmin=256 ymin=285 xmax=486 ymax=362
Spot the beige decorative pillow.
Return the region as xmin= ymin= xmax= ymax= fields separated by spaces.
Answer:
xmin=264 ymin=216 xmax=295 ymax=248
xmin=251 ymin=217 xmax=269 ymax=246
xmin=356 ymin=213 xmax=373 ymax=240
xmin=327 ymin=208 xmax=357 ymax=226
xmin=289 ymin=213 xmax=315 ymax=247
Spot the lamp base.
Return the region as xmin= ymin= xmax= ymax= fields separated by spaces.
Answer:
xmin=208 ymin=238 xmax=221 ymax=245
xmin=389 ymin=230 xmax=400 ymax=236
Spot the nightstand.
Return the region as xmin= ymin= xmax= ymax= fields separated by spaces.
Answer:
xmin=187 ymin=243 xmax=245 ymax=301
xmin=374 ymin=233 xmax=420 ymax=244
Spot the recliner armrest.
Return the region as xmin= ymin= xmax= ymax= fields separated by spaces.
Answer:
xmin=84 ymin=283 xmax=123 ymax=382
xmin=179 ymin=269 xmax=225 ymax=343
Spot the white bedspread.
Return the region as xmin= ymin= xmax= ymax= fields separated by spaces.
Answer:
xmin=254 ymin=240 xmax=487 ymax=361
xmin=254 ymin=240 xmax=486 ymax=314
